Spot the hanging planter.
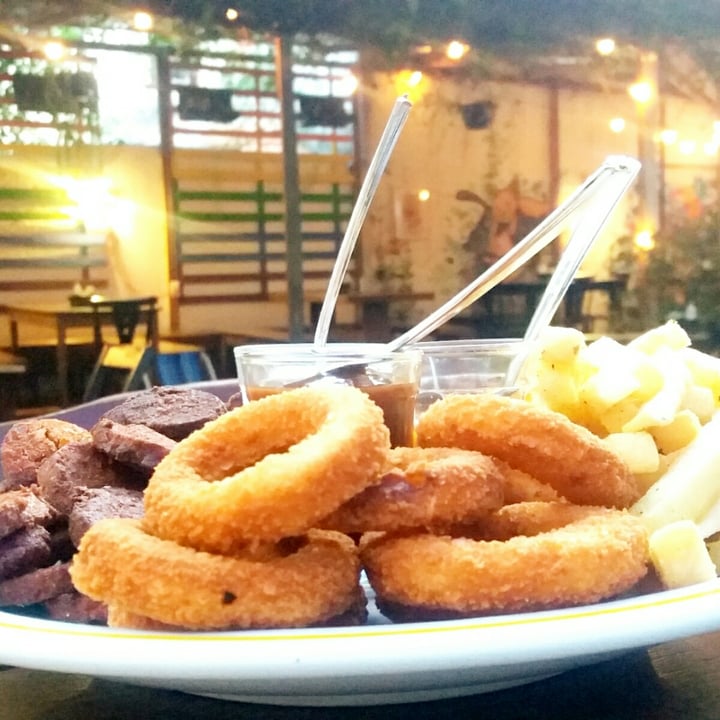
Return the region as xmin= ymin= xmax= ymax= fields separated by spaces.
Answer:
xmin=12 ymin=71 xmax=98 ymax=114
xmin=177 ymin=87 xmax=240 ymax=123
xmin=297 ymin=94 xmax=351 ymax=127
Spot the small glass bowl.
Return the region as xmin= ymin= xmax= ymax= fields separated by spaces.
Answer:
xmin=412 ymin=338 xmax=527 ymax=416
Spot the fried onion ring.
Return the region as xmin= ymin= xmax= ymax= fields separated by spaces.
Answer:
xmin=360 ymin=502 xmax=649 ymax=616
xmin=319 ymin=446 xmax=505 ymax=533
xmin=494 ymin=461 xmax=563 ymax=504
xmin=416 ymin=394 xmax=640 ymax=508
xmin=143 ymin=385 xmax=390 ymax=552
xmin=70 ymin=519 xmax=361 ymax=630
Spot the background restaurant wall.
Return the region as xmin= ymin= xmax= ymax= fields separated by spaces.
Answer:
xmin=0 ymin=71 xmax=717 ymax=346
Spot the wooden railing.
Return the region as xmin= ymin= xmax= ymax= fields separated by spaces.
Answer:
xmin=173 ymin=180 xmax=354 ymax=304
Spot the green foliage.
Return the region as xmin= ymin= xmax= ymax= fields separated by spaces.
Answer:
xmin=640 ymin=181 xmax=720 ymax=327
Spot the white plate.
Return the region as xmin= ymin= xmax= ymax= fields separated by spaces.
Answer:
xmin=2 ymin=579 xmax=720 ymax=706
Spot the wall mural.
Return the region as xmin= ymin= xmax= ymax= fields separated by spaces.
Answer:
xmin=455 ymin=177 xmax=552 ymax=281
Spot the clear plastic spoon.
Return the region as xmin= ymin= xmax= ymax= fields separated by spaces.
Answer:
xmin=391 ymin=154 xmax=641 ymax=351
xmin=313 ymin=94 xmax=412 ymax=350
xmin=297 ymin=155 xmax=640 ymax=385
xmin=503 ymin=155 xmax=641 ymax=386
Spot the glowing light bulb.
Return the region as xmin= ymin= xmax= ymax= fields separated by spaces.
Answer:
xmin=595 ymin=37 xmax=616 ymax=56
xmin=407 ymin=71 xmax=423 ymax=87
xmin=704 ymin=141 xmax=719 ymax=156
xmin=679 ymin=139 xmax=696 ymax=155
xmin=225 ymin=7 xmax=239 ymax=21
xmin=609 ymin=117 xmax=625 ymax=133
xmin=133 ymin=11 xmax=153 ymax=31
xmin=634 ymin=229 xmax=655 ymax=252
xmin=417 ymin=189 xmax=430 ymax=202
xmin=628 ymin=81 xmax=653 ymax=104
xmin=659 ymin=129 xmax=678 ymax=145
xmin=446 ymin=41 xmax=469 ymax=61
xmin=43 ymin=41 xmax=65 ymax=61
xmin=337 ymin=72 xmax=359 ymax=96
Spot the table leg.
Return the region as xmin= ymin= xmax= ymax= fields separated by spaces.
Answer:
xmin=360 ymin=299 xmax=390 ymax=341
xmin=56 ymin=319 xmax=69 ymax=407
xmin=9 ymin=317 xmax=18 ymax=352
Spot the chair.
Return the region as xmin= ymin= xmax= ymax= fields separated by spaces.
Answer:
xmin=82 ymin=296 xmax=159 ymax=401
xmin=87 ymin=296 xmax=158 ymax=350
xmin=124 ymin=344 xmax=218 ymax=391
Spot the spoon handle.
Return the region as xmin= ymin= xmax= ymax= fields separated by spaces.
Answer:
xmin=502 ymin=155 xmax=641 ymax=386
xmin=388 ymin=155 xmax=641 ymax=351
xmin=313 ymin=94 xmax=413 ymax=349
xmin=522 ymin=157 xmax=641 ymax=345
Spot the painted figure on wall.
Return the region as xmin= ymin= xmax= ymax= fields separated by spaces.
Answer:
xmin=456 ymin=178 xmax=551 ymax=280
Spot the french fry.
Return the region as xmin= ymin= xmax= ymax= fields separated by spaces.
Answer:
xmin=631 ymin=413 xmax=720 ymax=533
xmin=648 ymin=520 xmax=717 ymax=588
xmin=633 ymin=450 xmax=681 ymax=494
xmin=627 ymin=319 xmax=692 ymax=354
xmin=648 ymin=409 xmax=701 ymax=455
xmin=621 ymin=347 xmax=690 ymax=433
xmin=681 ymin=383 xmax=715 ymax=424
xmin=536 ymin=326 xmax=586 ymax=365
xmin=680 ymin=347 xmax=720 ymax=407
xmin=602 ymin=431 xmax=659 ymax=475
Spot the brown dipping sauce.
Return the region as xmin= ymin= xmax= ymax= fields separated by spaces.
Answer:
xmin=245 ymin=382 xmax=418 ymax=448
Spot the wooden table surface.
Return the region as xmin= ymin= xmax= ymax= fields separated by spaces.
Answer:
xmin=3 ymin=300 xmax=158 ymax=407
xmin=2 ymin=630 xmax=720 ymax=719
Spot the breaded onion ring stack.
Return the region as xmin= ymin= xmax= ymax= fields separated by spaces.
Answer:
xmin=416 ymin=393 xmax=642 ymax=509
xmin=71 ymin=385 xmax=392 ymax=630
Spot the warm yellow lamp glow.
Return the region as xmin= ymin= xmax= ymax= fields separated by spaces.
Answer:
xmin=628 ymin=81 xmax=653 ymax=104
xmin=659 ymin=129 xmax=678 ymax=145
xmin=337 ymin=72 xmax=359 ymax=95
xmin=54 ymin=176 xmax=114 ymax=232
xmin=634 ymin=229 xmax=655 ymax=252
xmin=226 ymin=8 xmax=239 ymax=21
xmin=43 ymin=41 xmax=65 ymax=61
xmin=595 ymin=37 xmax=616 ymax=56
xmin=679 ymin=139 xmax=696 ymax=155
xmin=394 ymin=70 xmax=426 ymax=101
xmin=446 ymin=40 xmax=469 ymax=61
xmin=609 ymin=117 xmax=625 ymax=133
xmin=417 ymin=189 xmax=430 ymax=202
xmin=133 ymin=11 xmax=154 ymax=31
xmin=704 ymin=141 xmax=719 ymax=157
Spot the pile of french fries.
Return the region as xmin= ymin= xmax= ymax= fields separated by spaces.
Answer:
xmin=521 ymin=320 xmax=720 ymax=590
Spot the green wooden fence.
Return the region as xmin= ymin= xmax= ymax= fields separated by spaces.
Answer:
xmin=173 ymin=180 xmax=354 ymax=304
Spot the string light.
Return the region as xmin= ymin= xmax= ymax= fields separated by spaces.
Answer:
xmin=446 ymin=40 xmax=469 ymax=61
xmin=133 ymin=11 xmax=153 ymax=31
xmin=394 ymin=70 xmax=425 ymax=101
xmin=43 ymin=41 xmax=65 ymax=61
xmin=628 ymin=81 xmax=653 ymax=104
xmin=678 ymin=139 xmax=696 ymax=155
xmin=609 ymin=117 xmax=625 ymax=133
xmin=417 ymin=189 xmax=430 ymax=202
xmin=595 ymin=37 xmax=616 ymax=56
xmin=634 ymin=229 xmax=655 ymax=252
xmin=226 ymin=8 xmax=239 ymax=21
xmin=658 ymin=129 xmax=678 ymax=145
xmin=337 ymin=72 xmax=359 ymax=96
